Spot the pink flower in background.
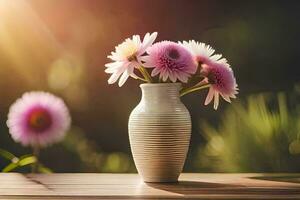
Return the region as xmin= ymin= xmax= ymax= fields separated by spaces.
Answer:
xmin=7 ymin=92 xmax=71 ymax=147
xmin=142 ymin=41 xmax=197 ymax=82
xmin=179 ymin=40 xmax=227 ymax=65
xmin=105 ymin=32 xmax=158 ymax=86
xmin=201 ymin=62 xmax=238 ymax=110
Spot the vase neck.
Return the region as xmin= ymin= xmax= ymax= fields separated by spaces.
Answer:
xmin=140 ymin=83 xmax=181 ymax=103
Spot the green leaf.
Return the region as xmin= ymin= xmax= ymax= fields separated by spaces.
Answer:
xmin=18 ymin=156 xmax=37 ymax=166
xmin=38 ymin=165 xmax=52 ymax=173
xmin=0 ymin=148 xmax=17 ymax=161
xmin=2 ymin=155 xmax=37 ymax=172
xmin=19 ymin=154 xmax=34 ymax=160
xmin=2 ymin=163 xmax=18 ymax=172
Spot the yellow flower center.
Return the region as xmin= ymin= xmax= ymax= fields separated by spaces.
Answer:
xmin=117 ymin=39 xmax=138 ymax=61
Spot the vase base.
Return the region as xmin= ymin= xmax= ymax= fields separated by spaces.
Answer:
xmin=144 ymin=180 xmax=179 ymax=183
xmin=142 ymin=177 xmax=179 ymax=183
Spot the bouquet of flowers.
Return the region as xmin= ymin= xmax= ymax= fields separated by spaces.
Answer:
xmin=105 ymin=32 xmax=238 ymax=109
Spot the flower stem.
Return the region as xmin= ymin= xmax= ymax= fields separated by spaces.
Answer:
xmin=138 ymin=66 xmax=153 ymax=83
xmin=135 ymin=76 xmax=147 ymax=82
xmin=31 ymin=145 xmax=40 ymax=173
xmin=158 ymin=77 xmax=163 ymax=83
xmin=180 ymin=84 xmax=210 ymax=97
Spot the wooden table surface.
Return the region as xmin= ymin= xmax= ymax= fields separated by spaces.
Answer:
xmin=0 ymin=173 xmax=300 ymax=199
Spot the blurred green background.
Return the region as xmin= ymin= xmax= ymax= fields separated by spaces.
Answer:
xmin=0 ymin=0 xmax=299 ymax=172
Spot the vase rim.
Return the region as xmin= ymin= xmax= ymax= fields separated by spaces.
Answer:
xmin=140 ymin=83 xmax=181 ymax=88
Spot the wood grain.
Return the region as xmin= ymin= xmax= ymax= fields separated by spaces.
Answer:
xmin=0 ymin=173 xmax=299 ymax=199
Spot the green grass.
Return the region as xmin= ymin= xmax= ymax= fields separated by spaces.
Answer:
xmin=196 ymin=90 xmax=300 ymax=172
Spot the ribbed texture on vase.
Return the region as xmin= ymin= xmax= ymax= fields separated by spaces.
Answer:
xmin=128 ymin=83 xmax=191 ymax=183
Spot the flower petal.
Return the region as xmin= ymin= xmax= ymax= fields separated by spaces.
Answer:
xmin=118 ymin=70 xmax=129 ymax=87
xmin=107 ymin=63 xmax=129 ymax=84
xmin=204 ymin=87 xmax=214 ymax=105
xmin=105 ymin=62 xmax=123 ymax=73
xmin=140 ymin=56 xmax=154 ymax=68
xmin=221 ymin=93 xmax=231 ymax=103
xmin=213 ymin=92 xmax=220 ymax=110
xmin=151 ymin=67 xmax=161 ymax=76
xmin=108 ymin=70 xmax=123 ymax=84
xmin=138 ymin=32 xmax=158 ymax=55
xmin=169 ymin=72 xmax=176 ymax=82
xmin=127 ymin=63 xmax=138 ymax=79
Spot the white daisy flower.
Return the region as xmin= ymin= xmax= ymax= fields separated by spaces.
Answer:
xmin=105 ymin=32 xmax=157 ymax=87
xmin=179 ymin=40 xmax=228 ymax=65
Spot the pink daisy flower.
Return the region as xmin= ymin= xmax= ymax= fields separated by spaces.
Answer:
xmin=201 ymin=62 xmax=239 ymax=110
xmin=7 ymin=91 xmax=71 ymax=147
xmin=142 ymin=41 xmax=197 ymax=82
xmin=179 ymin=40 xmax=228 ymax=65
xmin=105 ymin=32 xmax=158 ymax=87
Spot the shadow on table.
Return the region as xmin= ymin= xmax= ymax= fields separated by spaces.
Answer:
xmin=146 ymin=181 xmax=243 ymax=195
xmin=146 ymin=177 xmax=300 ymax=196
xmin=250 ymin=174 xmax=300 ymax=184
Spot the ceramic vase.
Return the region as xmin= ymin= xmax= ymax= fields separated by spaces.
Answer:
xmin=128 ymin=83 xmax=191 ymax=183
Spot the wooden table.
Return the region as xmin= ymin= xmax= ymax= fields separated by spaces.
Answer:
xmin=0 ymin=173 xmax=299 ymax=199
